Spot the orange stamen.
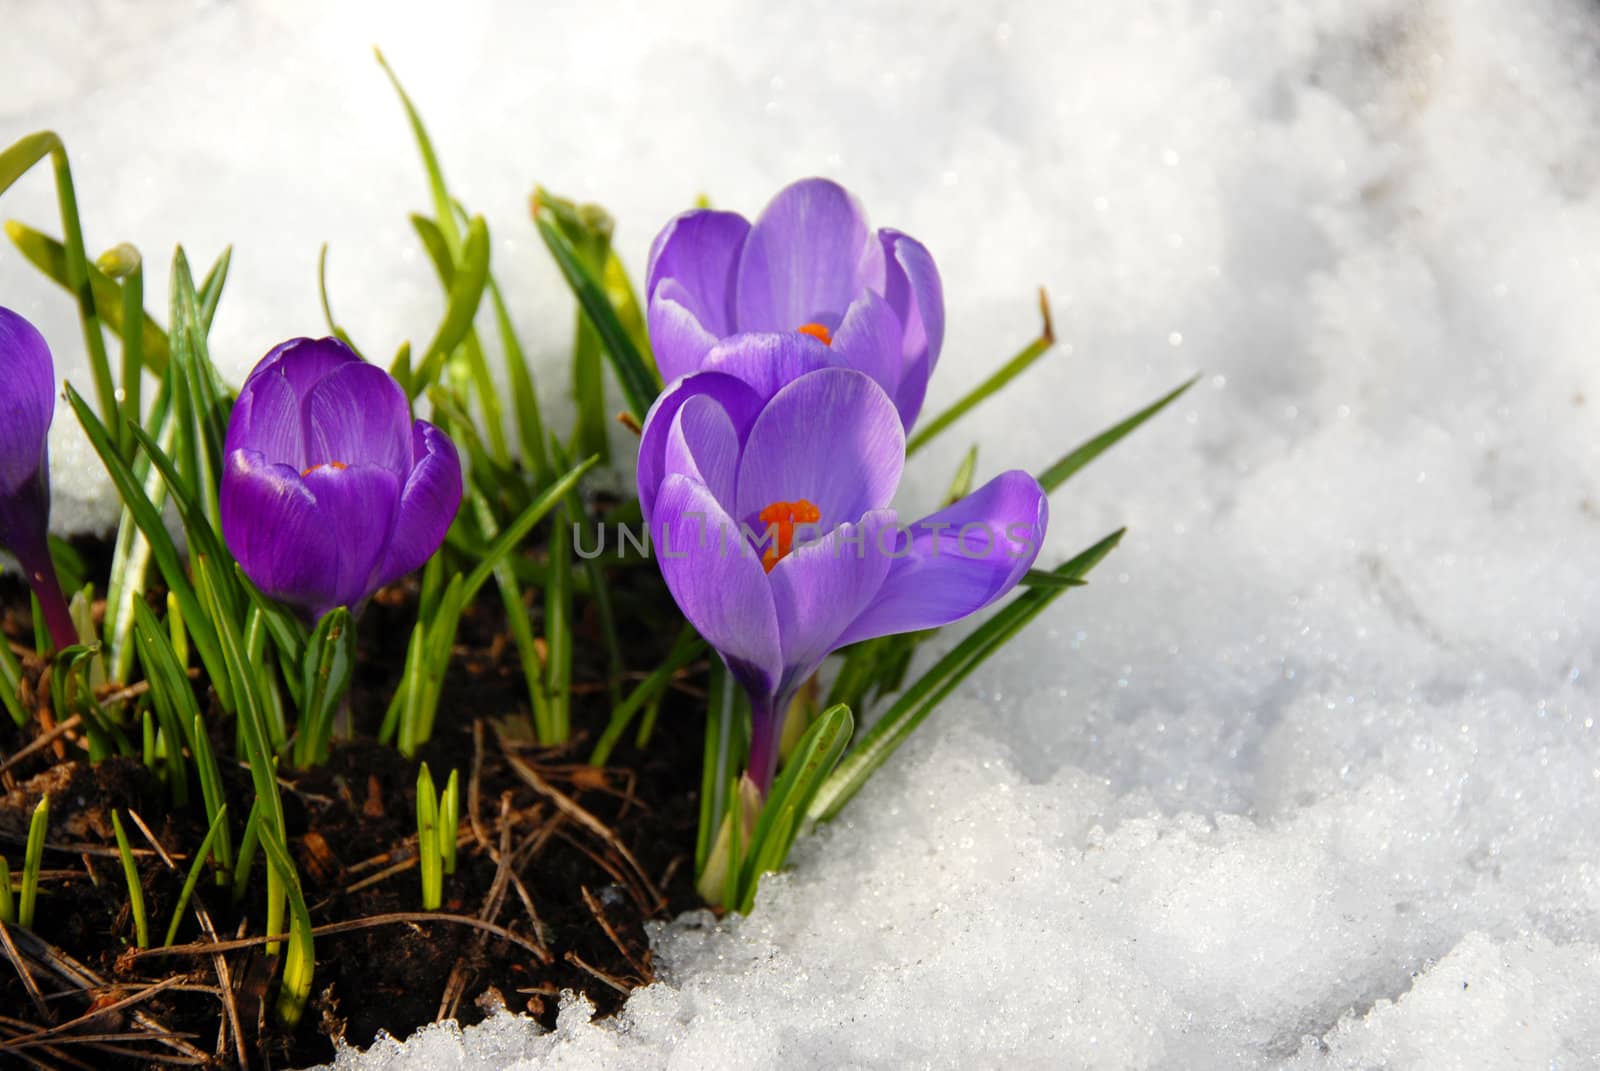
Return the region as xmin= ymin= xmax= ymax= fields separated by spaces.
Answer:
xmin=757 ymin=499 xmax=821 ymax=573
xmin=796 ymin=322 xmax=833 ymax=345
xmin=301 ymin=460 xmax=348 ymax=478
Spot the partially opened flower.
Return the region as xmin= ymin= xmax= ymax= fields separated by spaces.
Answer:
xmin=646 ymin=177 xmax=945 ymax=429
xmin=638 ymin=337 xmax=1046 ymax=793
xmin=0 ymin=307 xmax=76 ymax=651
xmin=221 ymin=337 xmax=463 ymax=622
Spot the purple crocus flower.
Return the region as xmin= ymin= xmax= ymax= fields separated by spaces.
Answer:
xmin=638 ymin=336 xmax=1047 ymax=793
xmin=646 ymin=177 xmax=944 ymax=430
xmin=220 ymin=337 xmax=462 ymax=622
xmin=0 ymin=307 xmax=76 ymax=651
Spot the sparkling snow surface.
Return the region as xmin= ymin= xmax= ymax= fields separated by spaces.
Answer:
xmin=6 ymin=0 xmax=1600 ymax=1066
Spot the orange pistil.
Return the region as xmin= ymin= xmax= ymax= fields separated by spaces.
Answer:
xmin=796 ymin=322 xmax=833 ymax=346
xmin=757 ymin=499 xmax=821 ymax=573
xmin=301 ymin=460 xmax=348 ymax=478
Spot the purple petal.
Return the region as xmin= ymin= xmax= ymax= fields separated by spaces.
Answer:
xmin=769 ymin=508 xmax=897 ymax=693
xmin=647 ymin=285 xmax=723 ymax=385
xmin=223 ymin=366 xmax=306 ymax=471
xmin=879 ymin=231 xmax=944 ymax=428
xmin=637 ymin=372 xmax=764 ymax=523
xmin=375 ymin=420 xmax=463 ymax=589
xmin=0 ymin=307 xmax=55 ymax=495
xmin=734 ymin=369 xmax=904 ymax=534
xmin=301 ymin=462 xmax=402 ymax=614
xmin=224 ymin=336 xmax=367 ymax=466
xmin=828 ymin=290 xmax=905 ymax=410
xmin=652 ymin=473 xmax=782 ymax=701
xmin=222 ymin=449 xmax=342 ymax=617
xmin=645 ymin=209 xmax=750 ymax=337
xmin=734 ymin=178 xmax=885 ymax=333
xmin=300 ymin=361 xmax=413 ymax=477
xmin=836 ymin=471 xmax=1047 ymax=647
xmin=249 ymin=336 xmax=363 ymax=397
xmin=699 ymin=331 xmax=833 ymax=403
xmin=663 ymin=395 xmax=741 ymax=518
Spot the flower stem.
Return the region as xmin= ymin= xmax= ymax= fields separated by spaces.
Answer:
xmin=14 ymin=537 xmax=76 ymax=653
xmin=745 ymin=692 xmax=786 ymax=797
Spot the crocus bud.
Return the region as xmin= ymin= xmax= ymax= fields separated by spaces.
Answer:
xmin=0 ymin=307 xmax=76 ymax=652
xmin=220 ymin=337 xmax=463 ymax=622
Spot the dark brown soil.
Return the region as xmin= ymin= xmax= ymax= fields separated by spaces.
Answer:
xmin=0 ymin=534 xmax=709 ymax=1069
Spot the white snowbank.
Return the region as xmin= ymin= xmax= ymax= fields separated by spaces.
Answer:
xmin=5 ymin=0 xmax=1600 ymax=1067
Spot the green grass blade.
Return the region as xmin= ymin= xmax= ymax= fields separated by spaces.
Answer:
xmin=0 ymin=634 xmax=26 ymax=728
xmin=130 ymin=599 xmax=231 ymax=872
xmin=110 ymin=811 xmax=149 ymax=948
xmin=416 ymin=763 xmax=442 ymax=910
xmin=0 ymin=133 xmax=117 ymax=430
xmin=19 ymin=794 xmax=48 ymax=929
xmin=439 ymin=770 xmax=459 ymax=876
xmin=486 ymin=272 xmax=552 ymax=483
xmin=461 ymin=454 xmax=597 ymax=603
xmin=196 ymin=244 xmax=232 ymax=334
xmin=1037 ymin=376 xmax=1197 ymax=493
xmin=411 ymin=214 xmax=490 ymax=396
xmin=375 ymin=49 xmax=460 ymax=255
xmin=316 ymin=243 xmax=359 ymax=352
xmin=907 ymin=291 xmax=1055 ymax=455
xmin=0 ymin=857 xmax=14 ymax=924
xmin=736 ymin=703 xmax=853 ymax=912
xmin=809 ymin=529 xmax=1125 ymax=823
xmin=4 ymin=221 xmax=170 ymax=374
xmin=294 ymin=606 xmax=355 ymax=768
xmin=163 ymin=803 xmax=227 ymax=947
xmin=255 ymin=821 xmax=315 ymax=1028
xmin=96 ymin=243 xmax=145 ymax=456
xmin=696 ymin=664 xmax=747 ymax=875
xmin=591 ymin=625 xmax=704 ymax=766
xmin=533 ymin=206 xmax=659 ymax=420
xmin=465 ymin=489 xmax=551 ymax=739
xmin=64 ymin=383 xmax=229 ymax=707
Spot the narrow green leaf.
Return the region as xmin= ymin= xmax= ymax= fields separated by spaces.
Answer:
xmin=1019 ymin=569 xmax=1089 ymax=590
xmin=0 ymin=634 xmax=26 ymax=728
xmin=908 ymin=291 xmax=1056 ymax=455
xmin=163 ymin=803 xmax=227 ymax=947
xmin=375 ymin=49 xmax=460 ymax=254
xmin=533 ymin=207 xmax=659 ymax=420
xmin=196 ymin=245 xmax=233 ymax=334
xmin=294 ymin=606 xmax=355 ymax=768
xmin=97 ymin=243 xmax=145 ymax=456
xmin=737 ymin=703 xmax=854 ymax=913
xmin=465 ymin=489 xmax=551 ymax=740
xmin=696 ymin=664 xmax=747 ymax=875
xmin=0 ymin=133 xmax=116 ymax=431
xmin=809 ymin=529 xmax=1125 ymax=822
xmin=316 ymin=243 xmax=358 ymax=352
xmin=19 ymin=793 xmax=48 ymax=929
xmin=486 ymin=272 xmax=552 ymax=484
xmin=591 ymin=624 xmax=704 ymax=766
xmin=110 ymin=811 xmax=149 ymax=948
xmin=416 ymin=763 xmax=442 ymax=910
xmin=439 ymin=770 xmax=459 ymax=876
xmin=1036 ymin=376 xmax=1198 ymax=493
xmin=411 ymin=214 xmax=490 ymax=395
xmin=0 ymin=857 xmax=14 ymax=924
xmin=3 ymin=220 xmax=170 ymax=373
xmin=255 ymin=821 xmax=315 ymax=1028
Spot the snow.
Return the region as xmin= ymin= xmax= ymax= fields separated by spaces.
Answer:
xmin=6 ymin=0 xmax=1600 ymax=1067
